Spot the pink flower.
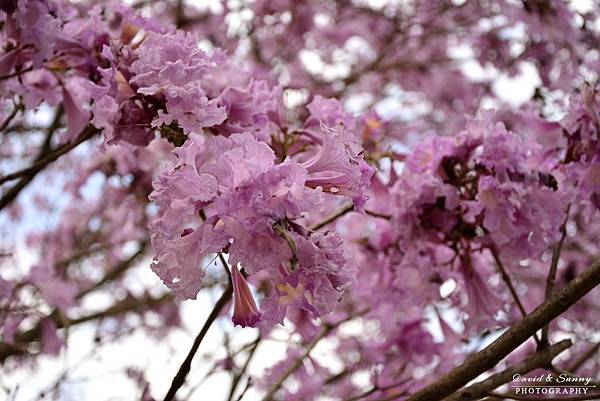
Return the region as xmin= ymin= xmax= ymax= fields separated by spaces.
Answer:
xmin=231 ymin=265 xmax=261 ymax=328
xmin=41 ymin=318 xmax=64 ymax=356
xmin=301 ymin=124 xmax=375 ymax=211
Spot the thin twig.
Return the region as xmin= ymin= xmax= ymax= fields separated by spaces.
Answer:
xmin=38 ymin=105 xmax=64 ymax=155
xmin=0 ymin=293 xmax=172 ymax=362
xmin=162 ymin=285 xmax=233 ymax=401
xmin=217 ymin=251 xmax=233 ymax=278
xmin=310 ymin=204 xmax=392 ymax=231
xmin=260 ymin=309 xmax=367 ymax=401
xmin=0 ymin=104 xmax=24 ymax=132
xmin=76 ymin=242 xmax=148 ymax=299
xmin=0 ymin=125 xmax=97 ymax=210
xmin=0 ymin=66 xmax=33 ymax=81
xmin=490 ymin=247 xmax=542 ymax=347
xmin=365 ymin=209 xmax=392 ymax=220
xmin=311 ymin=203 xmax=354 ymax=231
xmin=490 ymin=247 xmax=530 ymax=319
xmin=0 ymin=124 xmax=96 ymax=185
xmin=541 ymin=205 xmax=571 ymax=347
xmin=227 ymin=336 xmax=260 ymax=401
xmin=342 ymin=378 xmax=411 ymax=401
xmin=324 ymin=369 xmax=352 ymax=385
xmin=234 ymin=378 xmax=252 ymax=401
xmin=200 ymin=210 xmax=232 ymax=283
xmin=260 ymin=325 xmax=334 ymax=401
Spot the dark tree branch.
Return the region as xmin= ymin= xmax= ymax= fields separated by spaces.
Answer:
xmin=342 ymin=379 xmax=412 ymax=401
xmin=261 ymin=324 xmax=335 ymax=401
xmin=163 ymin=285 xmax=233 ymax=401
xmin=234 ymin=377 xmax=252 ymax=401
xmin=0 ymin=293 xmax=172 ymax=362
xmin=310 ymin=203 xmax=391 ymax=231
xmin=311 ymin=203 xmax=354 ymax=231
xmin=0 ymin=124 xmax=96 ymax=185
xmin=0 ymin=104 xmax=24 ymax=133
xmin=365 ymin=209 xmax=392 ymax=220
xmin=174 ymin=0 xmax=185 ymax=28
xmin=490 ymin=248 xmax=530 ymax=319
xmin=218 ymin=253 xmax=233 ymax=283
xmin=404 ymin=258 xmax=600 ymax=401
xmin=0 ymin=244 xmax=152 ymax=362
xmin=260 ymin=309 xmax=367 ymax=401
xmin=0 ymin=124 xmax=98 ymax=210
xmin=0 ymin=66 xmax=33 ymax=82
xmin=76 ymin=241 xmax=149 ymax=299
xmin=38 ymin=105 xmax=64 ymax=155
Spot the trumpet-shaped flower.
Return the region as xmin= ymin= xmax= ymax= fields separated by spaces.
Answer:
xmin=231 ymin=265 xmax=261 ymax=327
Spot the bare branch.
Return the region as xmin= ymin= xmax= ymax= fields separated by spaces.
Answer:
xmin=541 ymin=205 xmax=571 ymax=347
xmin=490 ymin=247 xmax=530 ymax=319
xmin=365 ymin=209 xmax=392 ymax=220
xmin=0 ymin=104 xmax=24 ymax=133
xmin=490 ymin=247 xmax=541 ymax=346
xmin=227 ymin=336 xmax=260 ymax=401
xmin=309 ymin=202 xmax=392 ymax=232
xmin=261 ymin=309 xmax=367 ymax=401
xmin=76 ymin=241 xmax=149 ymax=299
xmin=342 ymin=379 xmax=411 ymax=401
xmin=0 ymin=66 xmax=33 ymax=82
xmin=234 ymin=378 xmax=252 ymax=401
xmin=311 ymin=203 xmax=354 ymax=231
xmin=0 ymin=293 xmax=173 ymax=362
xmin=163 ymin=285 xmax=233 ymax=401
xmin=0 ymin=124 xmax=97 ymax=185
xmin=0 ymin=124 xmax=98 ymax=210
xmin=261 ymin=324 xmax=335 ymax=401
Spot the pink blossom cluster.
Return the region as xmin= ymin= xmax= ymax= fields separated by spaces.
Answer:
xmin=148 ymin=101 xmax=374 ymax=326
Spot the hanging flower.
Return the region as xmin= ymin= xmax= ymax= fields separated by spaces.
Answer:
xmin=231 ymin=264 xmax=261 ymax=328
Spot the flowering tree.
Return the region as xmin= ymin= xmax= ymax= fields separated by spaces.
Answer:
xmin=1 ymin=0 xmax=599 ymax=400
